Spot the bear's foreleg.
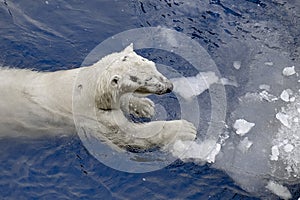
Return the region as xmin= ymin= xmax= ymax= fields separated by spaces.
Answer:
xmin=131 ymin=119 xmax=197 ymax=149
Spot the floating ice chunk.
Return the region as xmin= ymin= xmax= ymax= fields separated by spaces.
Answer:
xmin=171 ymin=71 xmax=235 ymax=100
xmin=273 ymin=96 xmax=300 ymax=179
xmin=276 ymin=112 xmax=291 ymax=128
xmin=206 ymin=143 xmax=221 ymax=163
xmin=233 ymin=61 xmax=241 ymax=69
xmin=219 ymin=77 xmax=238 ymax=87
xmin=270 ymin=145 xmax=280 ymax=161
xmin=259 ymin=90 xmax=278 ymax=102
xmin=238 ymin=137 xmax=253 ymax=153
xmin=242 ymin=92 xmax=262 ymax=102
xmin=264 ymin=61 xmax=274 ymax=66
xmin=284 ymin=144 xmax=294 ymax=153
xmin=171 ymin=140 xmax=221 ymax=163
xmin=171 ymin=72 xmax=219 ymax=100
xmin=242 ymin=91 xmax=278 ymax=102
xmin=280 ymin=89 xmax=294 ymax=102
xmin=233 ymin=119 xmax=255 ymax=136
xmin=282 ymin=66 xmax=296 ymax=76
xmin=290 ymin=97 xmax=296 ymax=102
xmin=195 ymin=72 xmax=219 ymax=90
xmin=280 ymin=90 xmax=290 ymax=102
xmin=266 ymin=181 xmax=292 ymax=200
xmin=259 ymin=84 xmax=270 ymax=91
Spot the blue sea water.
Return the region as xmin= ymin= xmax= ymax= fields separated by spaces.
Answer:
xmin=0 ymin=0 xmax=299 ymax=199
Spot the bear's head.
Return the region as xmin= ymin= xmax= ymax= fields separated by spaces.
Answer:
xmin=94 ymin=44 xmax=173 ymax=110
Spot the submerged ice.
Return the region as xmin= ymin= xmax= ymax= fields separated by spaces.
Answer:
xmin=169 ymin=49 xmax=299 ymax=199
xmin=171 ymin=71 xmax=236 ymax=100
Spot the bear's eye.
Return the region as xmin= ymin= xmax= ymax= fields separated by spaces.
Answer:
xmin=129 ymin=76 xmax=138 ymax=82
xmin=141 ymin=58 xmax=146 ymax=62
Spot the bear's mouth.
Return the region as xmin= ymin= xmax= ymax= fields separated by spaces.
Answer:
xmin=134 ymin=82 xmax=173 ymax=95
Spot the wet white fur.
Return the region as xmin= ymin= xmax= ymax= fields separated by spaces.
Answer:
xmin=0 ymin=44 xmax=196 ymax=150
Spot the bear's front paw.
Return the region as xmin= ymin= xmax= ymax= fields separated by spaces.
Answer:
xmin=129 ymin=97 xmax=155 ymax=118
xmin=161 ymin=120 xmax=197 ymax=146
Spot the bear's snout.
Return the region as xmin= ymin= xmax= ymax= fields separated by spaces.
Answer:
xmin=155 ymin=80 xmax=173 ymax=95
xmin=165 ymin=81 xmax=173 ymax=93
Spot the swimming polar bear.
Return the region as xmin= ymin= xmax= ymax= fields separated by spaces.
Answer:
xmin=0 ymin=44 xmax=196 ymax=150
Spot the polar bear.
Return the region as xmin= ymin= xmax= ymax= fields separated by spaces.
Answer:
xmin=0 ymin=44 xmax=196 ymax=150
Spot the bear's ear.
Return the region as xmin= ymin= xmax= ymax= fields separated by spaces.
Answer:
xmin=123 ymin=43 xmax=134 ymax=53
xmin=110 ymin=75 xmax=121 ymax=87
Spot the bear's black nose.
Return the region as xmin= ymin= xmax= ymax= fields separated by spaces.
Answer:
xmin=166 ymin=82 xmax=173 ymax=93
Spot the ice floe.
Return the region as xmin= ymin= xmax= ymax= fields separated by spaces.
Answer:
xmin=171 ymin=71 xmax=236 ymax=100
xmin=264 ymin=61 xmax=274 ymax=66
xmin=266 ymin=181 xmax=292 ymax=200
xmin=275 ymin=112 xmax=291 ymax=128
xmin=282 ymin=66 xmax=296 ymax=77
xmin=259 ymin=90 xmax=278 ymax=102
xmin=238 ymin=137 xmax=253 ymax=153
xmin=259 ymin=84 xmax=271 ymax=91
xmin=233 ymin=61 xmax=241 ymax=70
xmin=170 ymin=139 xmax=221 ymax=163
xmin=280 ymin=89 xmax=295 ymax=102
xmin=233 ymin=119 xmax=255 ymax=136
xmin=280 ymin=90 xmax=290 ymax=102
xmin=270 ymin=145 xmax=280 ymax=161
xmin=284 ymin=144 xmax=294 ymax=153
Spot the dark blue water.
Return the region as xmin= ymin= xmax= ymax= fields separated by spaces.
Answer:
xmin=0 ymin=0 xmax=299 ymax=199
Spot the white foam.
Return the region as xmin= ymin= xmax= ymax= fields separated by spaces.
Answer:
xmin=233 ymin=119 xmax=255 ymax=136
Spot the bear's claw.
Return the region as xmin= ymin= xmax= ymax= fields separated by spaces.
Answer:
xmin=128 ymin=97 xmax=155 ymax=118
xmin=158 ymin=119 xmax=197 ymax=148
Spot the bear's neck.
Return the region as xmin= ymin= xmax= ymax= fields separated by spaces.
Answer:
xmin=95 ymin=91 xmax=121 ymax=110
xmin=95 ymin=70 xmax=121 ymax=111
